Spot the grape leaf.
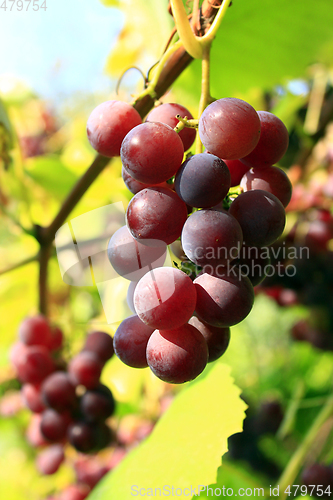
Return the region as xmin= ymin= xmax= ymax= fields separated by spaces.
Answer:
xmin=104 ymin=0 xmax=172 ymax=75
xmin=87 ymin=363 xmax=247 ymax=500
xmin=24 ymin=156 xmax=78 ymax=199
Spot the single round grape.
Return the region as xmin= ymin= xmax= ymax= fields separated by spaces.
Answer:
xmin=68 ymin=352 xmax=103 ymax=390
xmin=74 ymin=457 xmax=109 ymax=488
xmin=174 ymin=153 xmax=230 ymax=208
xmin=68 ymin=422 xmax=96 ymax=453
xmin=229 ymin=190 xmax=286 ymax=247
xmin=181 ymin=209 xmax=243 ymax=267
xmin=40 ymin=409 xmax=72 ymax=442
xmin=83 ymin=331 xmax=114 ymax=363
xmin=36 ymin=444 xmax=65 ymax=475
xmin=107 ymin=225 xmax=167 ymax=281
xmin=146 ymin=102 xmax=196 ymax=151
xmin=41 ymin=371 xmax=77 ymax=412
xmin=121 ymin=122 xmax=184 ymax=184
xmin=134 ymin=267 xmax=197 ymax=330
xmin=113 ymin=315 xmax=155 ymax=368
xmin=198 ymin=98 xmax=261 ymax=160
xmin=301 ymin=463 xmax=333 ymax=490
xmin=18 ymin=315 xmax=53 ymax=348
xmin=80 ymin=384 xmax=116 ymax=422
xmin=10 ymin=341 xmax=29 ymax=371
xmin=16 ymin=345 xmax=54 ymax=384
xmin=240 ymin=111 xmax=289 ymax=168
xmin=194 ymin=270 xmax=254 ymax=327
xmin=87 ymin=100 xmax=142 ymax=157
xmin=126 ymin=281 xmax=138 ymax=313
xmin=21 ymin=383 xmax=46 ymax=413
xmin=48 ymin=326 xmax=64 ymax=351
xmin=240 ymin=166 xmax=292 ymax=207
xmin=223 ymin=159 xmax=250 ymax=187
xmin=126 ymin=187 xmax=188 ymax=245
xmin=26 ymin=414 xmax=49 ymax=447
xmin=146 ymin=324 xmax=208 ymax=384
xmin=122 ymin=166 xmax=171 ymax=194
xmin=188 ymin=317 xmax=230 ymax=362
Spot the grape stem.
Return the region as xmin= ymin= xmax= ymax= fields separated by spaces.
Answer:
xmin=174 ymin=116 xmax=199 ymax=133
xmin=196 ymin=44 xmax=214 ymax=154
xmin=276 ymin=392 xmax=333 ymax=499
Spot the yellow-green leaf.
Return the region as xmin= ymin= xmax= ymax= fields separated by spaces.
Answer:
xmin=88 ymin=363 xmax=247 ymax=500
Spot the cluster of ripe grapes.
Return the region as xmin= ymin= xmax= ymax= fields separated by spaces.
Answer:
xmin=10 ymin=315 xmax=116 ymax=481
xmin=87 ymin=96 xmax=291 ymax=384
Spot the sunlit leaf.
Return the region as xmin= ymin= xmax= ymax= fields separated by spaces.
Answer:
xmin=88 ymin=363 xmax=247 ymax=499
xmin=24 ymin=155 xmax=79 ymax=199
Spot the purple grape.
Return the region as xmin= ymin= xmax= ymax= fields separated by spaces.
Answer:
xmin=18 ymin=315 xmax=53 ymax=348
xmin=80 ymin=384 xmax=116 ymax=422
xmin=68 ymin=352 xmax=103 ymax=390
xmin=229 ymin=190 xmax=286 ymax=247
xmin=40 ymin=409 xmax=72 ymax=442
xmin=16 ymin=345 xmax=54 ymax=384
xmin=174 ymin=153 xmax=230 ymax=208
xmin=36 ymin=444 xmax=65 ymax=475
xmin=21 ymin=383 xmax=46 ymax=413
xmin=181 ymin=209 xmax=243 ymax=267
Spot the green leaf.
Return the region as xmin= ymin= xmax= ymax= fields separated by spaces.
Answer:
xmin=24 ymin=155 xmax=79 ymax=199
xmin=174 ymin=0 xmax=333 ymax=103
xmin=197 ymin=461 xmax=270 ymax=498
xmin=88 ymin=363 xmax=247 ymax=500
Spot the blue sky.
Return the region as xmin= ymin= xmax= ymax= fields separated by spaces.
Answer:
xmin=0 ymin=0 xmax=123 ymax=98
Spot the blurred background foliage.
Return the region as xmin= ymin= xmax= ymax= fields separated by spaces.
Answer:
xmin=1 ymin=0 xmax=333 ymax=499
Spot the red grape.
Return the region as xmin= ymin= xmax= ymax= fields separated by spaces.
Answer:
xmin=16 ymin=345 xmax=54 ymax=384
xmin=188 ymin=317 xmax=230 ymax=362
xmin=198 ymin=98 xmax=261 ymax=160
xmin=36 ymin=444 xmax=65 ymax=475
xmin=223 ymin=159 xmax=250 ymax=187
xmin=40 ymin=409 xmax=72 ymax=442
xmin=68 ymin=352 xmax=103 ymax=389
xmin=194 ymin=270 xmax=254 ymax=327
xmin=18 ymin=315 xmax=53 ymax=348
xmin=87 ymin=100 xmax=142 ymax=157
xmin=21 ymin=383 xmax=46 ymax=413
xmin=83 ymin=331 xmax=114 ymax=363
xmin=41 ymin=372 xmax=77 ymax=412
xmin=121 ymin=122 xmax=184 ymax=184
xmin=59 ymin=484 xmax=90 ymax=500
xmin=134 ymin=267 xmax=197 ymax=330
xmin=240 ymin=166 xmax=292 ymax=207
xmin=107 ymin=225 xmax=167 ymax=281
xmin=74 ymin=457 xmax=109 ymax=488
xmin=113 ymin=315 xmax=154 ymax=368
xmin=126 ymin=187 xmax=188 ymax=245
xmin=240 ymin=111 xmax=289 ymax=168
xmin=146 ymin=102 xmax=196 ymax=151
xmin=146 ymin=324 xmax=208 ymax=383
xmin=122 ymin=166 xmax=171 ymax=194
